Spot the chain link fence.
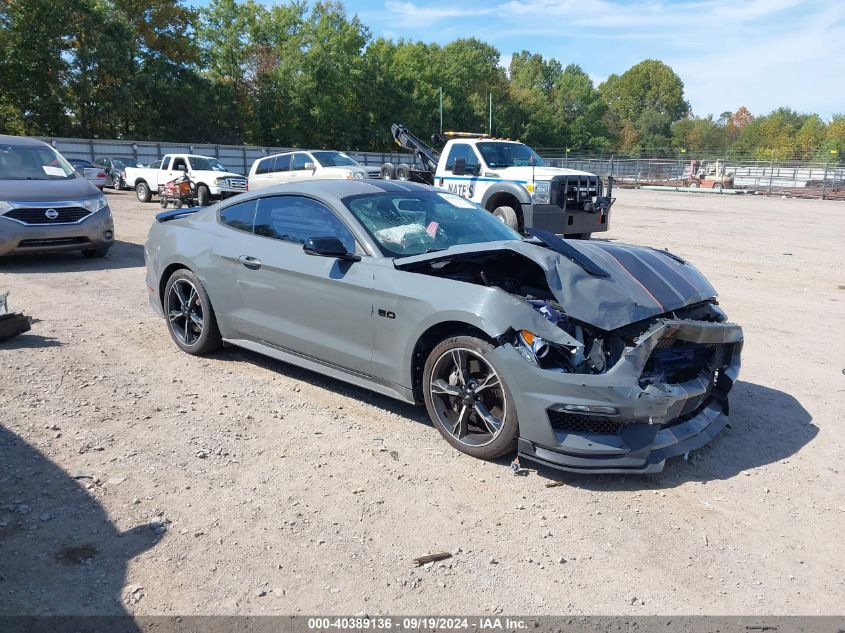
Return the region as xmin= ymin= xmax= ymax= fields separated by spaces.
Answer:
xmin=40 ymin=136 xmax=845 ymax=200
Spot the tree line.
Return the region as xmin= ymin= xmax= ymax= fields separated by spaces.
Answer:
xmin=1 ymin=0 xmax=843 ymax=161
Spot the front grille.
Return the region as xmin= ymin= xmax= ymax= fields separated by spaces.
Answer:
xmin=3 ymin=207 xmax=91 ymax=225
xmin=219 ymin=178 xmax=247 ymax=190
xmin=17 ymin=237 xmax=90 ymax=247
xmin=557 ymin=175 xmax=601 ymax=209
xmin=641 ymin=341 xmax=726 ymax=385
xmin=548 ymin=410 xmax=624 ymax=435
xmin=367 ymin=169 xmax=382 ymax=179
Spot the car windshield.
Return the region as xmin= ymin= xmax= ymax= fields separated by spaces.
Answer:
xmin=70 ymin=159 xmax=93 ymax=167
xmin=343 ymin=190 xmax=521 ymax=257
xmin=188 ymin=157 xmax=216 ymax=171
xmin=0 ymin=144 xmax=76 ymax=180
xmin=476 ymin=142 xmax=547 ymax=168
xmin=312 ymin=151 xmax=359 ymax=167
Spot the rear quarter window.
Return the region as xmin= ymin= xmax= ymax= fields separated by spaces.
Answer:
xmin=219 ymin=199 xmax=257 ymax=233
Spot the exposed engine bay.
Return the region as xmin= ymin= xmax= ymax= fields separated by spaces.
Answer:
xmin=399 ymin=249 xmax=730 ymax=378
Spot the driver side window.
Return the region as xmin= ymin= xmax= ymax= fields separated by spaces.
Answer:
xmin=253 ymin=195 xmax=356 ymax=253
xmin=444 ymin=144 xmax=480 ymax=171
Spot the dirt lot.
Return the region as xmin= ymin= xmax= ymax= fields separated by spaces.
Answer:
xmin=1 ymin=188 xmax=843 ymax=616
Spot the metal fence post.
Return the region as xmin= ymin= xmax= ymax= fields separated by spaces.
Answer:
xmin=768 ymin=157 xmax=774 ymax=195
xmin=822 ymin=159 xmax=829 ymax=200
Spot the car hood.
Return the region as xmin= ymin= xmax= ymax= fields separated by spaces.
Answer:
xmin=200 ymin=170 xmax=243 ymax=179
xmin=489 ymin=166 xmax=595 ymax=180
xmin=0 ymin=176 xmax=101 ymax=202
xmin=396 ymin=239 xmax=717 ymax=331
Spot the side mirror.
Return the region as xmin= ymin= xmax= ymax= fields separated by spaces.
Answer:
xmin=179 ymin=164 xmax=187 ymax=172
xmin=304 ymin=162 xmax=316 ymax=171
xmin=303 ymin=237 xmax=360 ymax=262
xmin=452 ymin=157 xmax=467 ymax=176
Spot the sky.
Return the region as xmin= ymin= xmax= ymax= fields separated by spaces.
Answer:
xmin=191 ymin=0 xmax=844 ymax=120
xmin=343 ymin=0 xmax=845 ymax=120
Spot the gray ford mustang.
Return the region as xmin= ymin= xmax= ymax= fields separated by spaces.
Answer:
xmin=145 ymin=179 xmax=743 ymax=474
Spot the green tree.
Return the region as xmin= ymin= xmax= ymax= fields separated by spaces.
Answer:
xmin=599 ymin=59 xmax=689 ymax=151
xmin=554 ymin=64 xmax=608 ymax=149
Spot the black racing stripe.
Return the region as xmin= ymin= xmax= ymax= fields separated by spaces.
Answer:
xmin=581 ymin=243 xmax=664 ymax=309
xmin=600 ymin=244 xmax=687 ymax=310
xmin=617 ymin=245 xmax=700 ymax=299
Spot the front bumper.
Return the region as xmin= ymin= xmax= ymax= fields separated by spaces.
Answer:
xmin=0 ymin=208 xmax=114 ymax=256
xmin=525 ymin=202 xmax=609 ymax=236
xmin=490 ymin=319 xmax=743 ymax=474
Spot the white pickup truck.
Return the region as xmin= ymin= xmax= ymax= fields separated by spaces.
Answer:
xmin=125 ymin=154 xmax=247 ymax=206
xmin=387 ymin=124 xmax=613 ymax=238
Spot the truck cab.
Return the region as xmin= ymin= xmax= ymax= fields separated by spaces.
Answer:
xmin=387 ymin=125 xmax=613 ymax=238
xmin=434 ymin=138 xmax=609 ymax=237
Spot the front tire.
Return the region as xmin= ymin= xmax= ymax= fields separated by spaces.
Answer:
xmin=163 ymin=269 xmax=222 ymax=355
xmin=197 ymin=185 xmax=210 ymax=206
xmin=491 ymin=205 xmax=519 ymax=231
xmin=136 ymin=181 xmax=152 ymax=202
xmin=422 ymin=336 xmax=519 ymax=460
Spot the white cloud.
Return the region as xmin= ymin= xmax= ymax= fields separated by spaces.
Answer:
xmin=368 ymin=0 xmax=845 ymax=117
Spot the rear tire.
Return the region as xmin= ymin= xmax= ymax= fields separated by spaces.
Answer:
xmin=395 ymin=163 xmax=411 ymax=181
xmin=380 ymin=163 xmax=396 ymax=180
xmin=422 ymin=335 xmax=519 ymax=461
xmin=491 ymin=205 xmax=519 ymax=231
xmin=136 ymin=181 xmax=152 ymax=202
xmin=163 ymin=269 xmax=222 ymax=356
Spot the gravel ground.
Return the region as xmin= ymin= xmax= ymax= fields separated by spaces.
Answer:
xmin=1 ymin=188 xmax=843 ymax=616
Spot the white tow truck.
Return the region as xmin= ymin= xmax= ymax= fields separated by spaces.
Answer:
xmin=383 ymin=124 xmax=613 ymax=238
xmin=124 ymin=154 xmax=247 ymax=206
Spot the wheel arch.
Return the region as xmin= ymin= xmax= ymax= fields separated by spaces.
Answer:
xmin=482 ymin=186 xmax=529 ymax=231
xmin=409 ymin=320 xmax=497 ymax=404
xmin=158 ymin=262 xmax=193 ymax=307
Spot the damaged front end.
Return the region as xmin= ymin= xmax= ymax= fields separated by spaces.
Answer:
xmin=398 ymin=240 xmax=743 ymax=473
xmin=497 ymin=299 xmax=743 ymax=473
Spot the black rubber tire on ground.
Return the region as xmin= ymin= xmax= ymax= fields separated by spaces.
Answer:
xmin=160 ymin=199 xmax=168 ymax=208
xmin=491 ymin=205 xmax=519 ymax=231
xmin=422 ymin=335 xmax=519 ymax=461
xmin=197 ymin=185 xmax=210 ymax=207
xmin=395 ymin=163 xmax=411 ymax=181
xmin=163 ymin=268 xmax=222 ymax=356
xmin=566 ymin=233 xmax=591 ymax=239
xmin=82 ymin=245 xmax=111 ymax=258
xmin=688 ymin=180 xmax=700 ymax=188
xmin=136 ymin=181 xmax=152 ymax=202
xmin=380 ymin=163 xmax=396 ymax=180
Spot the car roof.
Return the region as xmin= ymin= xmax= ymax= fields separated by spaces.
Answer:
xmin=249 ymin=179 xmax=435 ymax=200
xmin=0 ymin=134 xmax=52 ymax=147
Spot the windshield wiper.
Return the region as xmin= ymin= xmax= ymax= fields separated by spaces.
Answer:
xmin=526 ymin=229 xmax=609 ymax=278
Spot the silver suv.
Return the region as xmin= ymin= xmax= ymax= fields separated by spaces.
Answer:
xmin=0 ymin=135 xmax=115 ymax=258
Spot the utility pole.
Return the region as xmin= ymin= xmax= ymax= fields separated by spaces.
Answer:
xmin=439 ymin=87 xmax=443 ymax=135
xmin=488 ymin=93 xmax=492 ymax=136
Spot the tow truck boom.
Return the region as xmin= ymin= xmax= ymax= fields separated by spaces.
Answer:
xmin=390 ymin=124 xmax=440 ymax=176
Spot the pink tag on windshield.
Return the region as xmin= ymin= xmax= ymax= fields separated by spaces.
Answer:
xmin=426 ymin=221 xmax=439 ymax=238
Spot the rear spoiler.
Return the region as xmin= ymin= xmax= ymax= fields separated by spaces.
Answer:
xmin=155 ymin=207 xmax=204 ymax=223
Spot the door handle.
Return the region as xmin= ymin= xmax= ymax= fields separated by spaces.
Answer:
xmin=238 ymin=255 xmax=262 ymax=270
